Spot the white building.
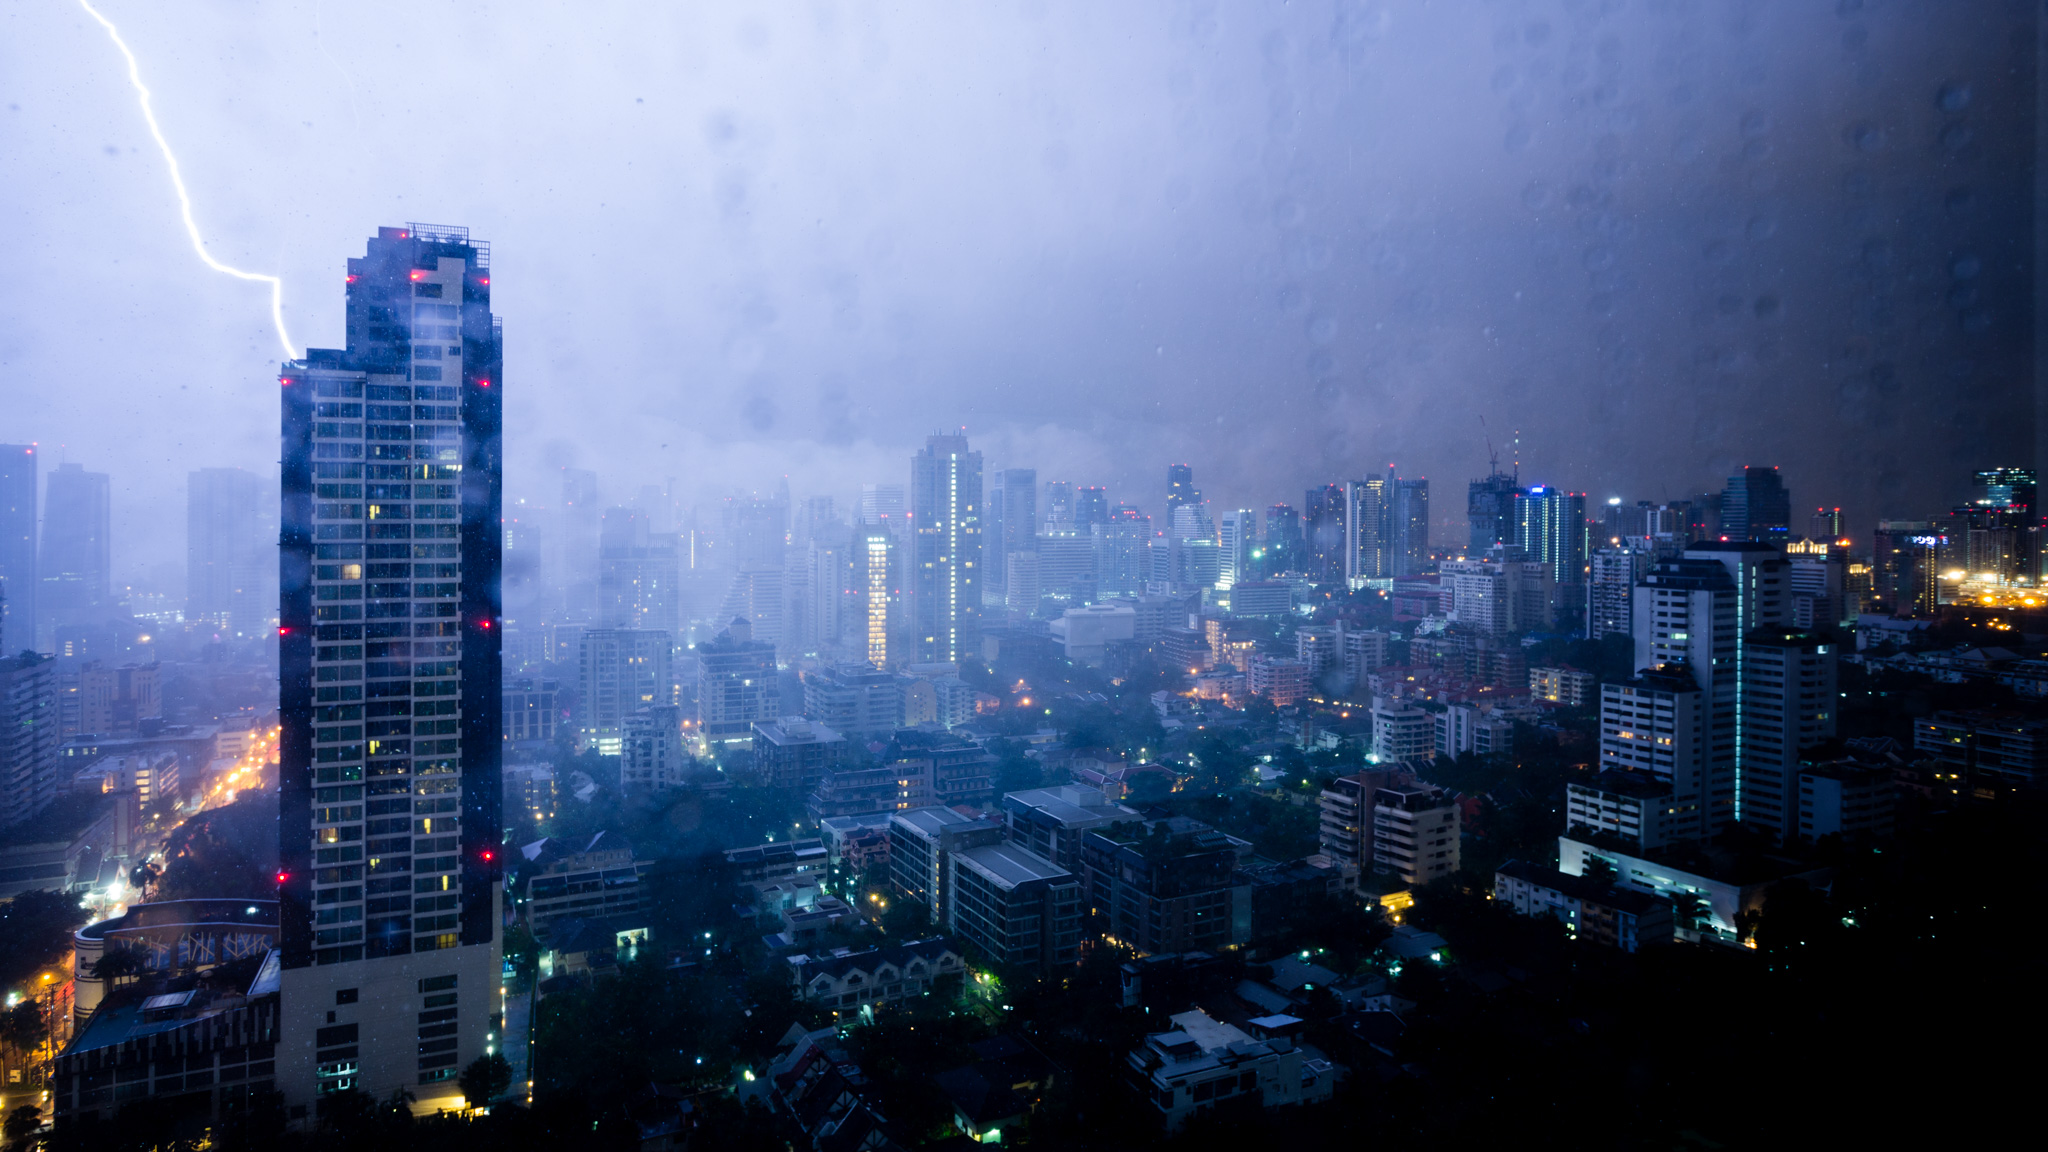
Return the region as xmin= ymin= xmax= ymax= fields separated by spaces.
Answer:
xmin=1371 ymin=783 xmax=1460 ymax=885
xmin=1050 ymin=602 xmax=1137 ymax=663
xmin=1127 ymin=1009 xmax=1334 ymax=1132
xmin=1371 ymin=697 xmax=1435 ymax=764
xmin=1738 ymin=629 xmax=1838 ymax=842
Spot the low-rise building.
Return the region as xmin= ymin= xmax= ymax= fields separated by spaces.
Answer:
xmin=888 ymin=806 xmax=1005 ymax=918
xmin=1796 ymin=761 xmax=1895 ymax=842
xmin=73 ymin=750 xmax=180 ymax=807
xmin=1080 ymin=818 xmax=1251 ymax=954
xmin=751 ymin=717 xmax=848 ymax=793
xmin=1492 ymin=860 xmax=1674 ymax=952
xmin=787 ymin=938 xmax=966 ymax=1015
xmin=1915 ymin=710 xmax=2048 ymax=787
xmin=1565 ymin=769 xmax=1685 ymax=851
xmin=522 ymin=831 xmax=648 ymax=935
xmin=1557 ymin=835 xmax=1830 ymax=946
xmin=1529 ymin=666 xmax=1596 ymax=707
xmin=999 ymin=785 xmax=1141 ymax=874
xmin=1127 ymin=1009 xmax=1333 ymax=1133
xmin=947 ymin=842 xmax=1082 ymax=972
xmin=1247 ymin=656 xmax=1311 ymax=706
xmin=1371 ymin=784 xmax=1460 ymax=886
xmin=723 ymin=837 xmax=829 ymax=890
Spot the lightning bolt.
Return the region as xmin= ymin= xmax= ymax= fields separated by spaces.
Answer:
xmin=76 ymin=0 xmax=299 ymax=361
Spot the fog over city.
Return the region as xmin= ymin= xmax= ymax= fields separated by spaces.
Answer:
xmin=2 ymin=0 xmax=2030 ymax=588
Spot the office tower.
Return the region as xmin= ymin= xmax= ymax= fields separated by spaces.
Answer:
xmin=1068 ymin=486 xmax=1107 ymax=534
xmin=1871 ymin=521 xmax=1936 ymax=614
xmin=1581 ymin=669 xmax=1708 ymax=849
xmin=79 ymin=660 xmax=161 ymax=736
xmin=1784 ymin=540 xmax=1849 ymax=632
xmin=985 ymin=468 xmax=1037 ymax=604
xmin=0 ymin=446 xmax=35 ymax=648
xmin=1263 ymin=504 xmax=1302 ymax=577
xmin=0 ymin=648 xmax=58 ymax=827
xmin=1687 ymin=493 xmax=1722 ymax=542
xmin=1738 ymin=629 xmax=1838 ymax=842
xmin=1305 ymin=484 xmax=1347 ymax=585
xmin=1513 ymin=486 xmax=1588 ymax=618
xmin=596 ymin=506 xmax=681 ymax=637
xmin=1165 ymin=464 xmax=1198 ymax=515
xmin=1586 ymin=545 xmax=1650 ymax=640
xmin=802 ymin=526 xmax=852 ymax=658
xmin=1218 ymin=509 xmax=1255 ymax=590
xmin=1719 ymin=466 xmax=1791 ymax=542
xmin=1809 ymin=508 xmax=1845 ymax=542
xmin=189 ymin=467 xmax=277 ymax=636
xmin=1390 ymin=475 xmax=1429 ymax=577
xmin=908 ymin=434 xmax=983 ymax=664
xmin=695 ymin=617 xmax=778 ymax=743
xmin=1345 ymin=474 xmax=1390 ymax=586
xmin=1972 ymin=467 xmax=2036 ymax=517
xmin=277 ymin=224 xmax=502 ymax=1114
xmin=40 ymin=463 xmax=111 ymax=636
xmin=1467 ymin=471 xmax=1523 ymax=554
xmin=1091 ymin=506 xmax=1151 ymax=598
xmin=1042 ymin=481 xmax=1075 ymax=534
xmin=858 ymin=483 xmax=907 ymax=530
xmin=579 ymin=628 xmax=673 ymax=753
xmin=1034 ymin=535 xmax=1096 ymax=608
xmin=804 ymin=662 xmax=905 ymax=735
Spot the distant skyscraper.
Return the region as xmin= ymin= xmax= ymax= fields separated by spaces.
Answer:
xmin=277 ymin=224 xmax=502 ymax=1112
xmin=1042 ymin=481 xmax=1075 ymax=533
xmin=985 ymin=468 xmax=1037 ymax=603
xmin=1513 ymin=486 xmax=1588 ymax=617
xmin=1808 ymin=508 xmax=1845 ymax=542
xmin=853 ymin=524 xmax=900 ymax=667
xmin=1720 ymin=466 xmax=1790 ymax=541
xmin=1165 ymin=464 xmax=1198 ymax=515
xmin=1073 ymin=486 xmax=1110 ymax=532
xmin=559 ymin=467 xmax=601 ymax=612
xmin=1218 ymin=509 xmax=1256 ymax=590
xmin=188 ymin=467 xmax=275 ymax=636
xmin=1390 ymin=476 xmax=1429 ymax=577
xmin=858 ymin=483 xmax=907 ymax=533
xmin=1305 ymin=484 xmax=1347 ymax=585
xmin=1092 ymin=506 xmax=1152 ymax=597
xmin=0 ymin=445 xmax=35 ymax=648
xmin=0 ymin=649 xmax=58 ymax=827
xmin=596 ymin=506 xmax=681 ymax=637
xmin=40 ymin=462 xmax=110 ymax=635
xmin=1467 ymin=471 xmax=1523 ymax=554
xmin=1586 ymin=545 xmax=1649 ymax=641
xmin=909 ymin=434 xmax=982 ymax=663
xmin=1263 ymin=504 xmax=1302 ymax=577
xmin=1345 ymin=475 xmax=1390 ymax=586
xmin=1972 ymin=467 xmax=2036 ymax=517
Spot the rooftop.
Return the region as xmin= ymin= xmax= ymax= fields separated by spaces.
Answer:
xmin=955 ymin=842 xmax=1071 ymax=888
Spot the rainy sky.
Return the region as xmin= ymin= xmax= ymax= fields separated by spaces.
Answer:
xmin=0 ymin=0 xmax=2035 ymax=586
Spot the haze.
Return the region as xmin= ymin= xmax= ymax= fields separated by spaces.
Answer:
xmin=0 ymin=0 xmax=2031 ymax=587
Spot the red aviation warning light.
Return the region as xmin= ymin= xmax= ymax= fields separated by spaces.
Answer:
xmin=275 ymin=871 xmax=289 ymax=885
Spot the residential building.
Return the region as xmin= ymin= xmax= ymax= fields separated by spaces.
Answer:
xmin=1345 ymin=475 xmax=1390 ymax=586
xmin=1080 ymin=818 xmax=1250 ymax=954
xmin=1248 ymin=655 xmax=1311 ymax=705
xmin=621 ymin=706 xmax=686 ymax=789
xmin=1530 ymin=665 xmax=1596 ymax=707
xmin=888 ymin=806 xmax=1004 ymax=916
xmin=1738 ymin=629 xmax=1838 ymax=841
xmin=804 ymin=662 xmax=905 ymax=736
xmin=1371 ymin=784 xmax=1460 ymax=885
xmin=909 ymin=434 xmax=983 ymax=663
xmin=1513 ymin=486 xmax=1588 ymax=615
xmin=1915 ymin=710 xmax=2048 ymax=787
xmin=502 ymin=763 xmax=554 ymax=828
xmin=1390 ymin=475 xmax=1429 ymax=578
xmin=789 ymin=938 xmax=967 ymax=1015
xmin=595 ymin=506 xmax=682 ymax=637
xmin=809 ymin=750 xmax=928 ymax=821
xmin=276 ymin=223 xmax=502 ymax=1113
xmin=521 ymin=832 xmax=646 ymax=934
xmin=1796 ymin=762 xmax=1895 ymax=842
xmin=752 ymin=717 xmax=848 ymax=793
xmin=1128 ymin=1009 xmax=1329 ymax=1133
xmin=1051 ymin=601 xmax=1136 ymax=663
xmin=695 ymin=617 xmax=778 ymax=743
xmin=723 ymin=837 xmax=828 ymax=889
xmin=1441 ymin=548 xmax=1552 ymax=635
xmin=1000 ymin=785 xmax=1140 ymax=874
xmin=1565 ymin=769 xmax=1686 ymax=851
xmin=1467 ymin=470 xmax=1523 ymax=554
xmin=1371 ymin=697 xmax=1434 ymax=764
xmin=0 ymin=651 xmax=60 ymax=827
xmin=1594 ymin=669 xmax=1710 ymax=846
xmin=985 ymin=468 xmax=1037 ymax=606
xmin=1434 ymin=700 xmax=1517 ymax=759
xmin=888 ymin=727 xmax=994 ymax=809
xmin=1586 ymin=545 xmax=1649 ymax=640
xmin=501 ymin=678 xmax=558 ymax=745
xmin=188 ymin=466 xmax=276 ymax=636
xmin=79 ymin=661 xmax=161 ymax=737
xmin=1316 ymin=767 xmax=1414 ymax=881
xmin=579 ymin=628 xmax=673 ymax=755
xmin=946 ymin=841 xmax=1082 ymax=972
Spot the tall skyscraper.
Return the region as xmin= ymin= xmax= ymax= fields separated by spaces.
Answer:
xmin=1513 ymin=486 xmax=1588 ymax=618
xmin=1390 ymin=475 xmax=1429 ymax=578
xmin=1719 ymin=466 xmax=1791 ymax=542
xmin=1263 ymin=504 xmax=1302 ymax=577
xmin=40 ymin=462 xmax=111 ymax=637
xmin=595 ymin=506 xmax=681 ymax=636
xmin=1467 ymin=471 xmax=1523 ymax=554
xmin=1091 ymin=506 xmax=1151 ymax=598
xmin=1586 ymin=545 xmax=1650 ymax=641
xmin=985 ymin=468 xmax=1037 ymax=603
xmin=277 ymin=224 xmax=502 ymax=1114
xmin=1738 ymin=628 xmax=1837 ymax=841
xmin=909 ymin=434 xmax=982 ymax=663
xmin=1073 ymin=486 xmax=1110 ymax=533
xmin=1165 ymin=464 xmax=1198 ymax=515
xmin=0 ymin=446 xmax=35 ymax=649
xmin=1042 ymin=481 xmax=1075 ymax=534
xmin=1808 ymin=508 xmax=1845 ymax=542
xmin=1629 ymin=556 xmax=1739 ymax=839
xmin=1344 ymin=475 xmax=1389 ymax=586
xmin=1218 ymin=509 xmax=1256 ymax=590
xmin=853 ymin=524 xmax=900 ymax=666
xmin=188 ymin=467 xmax=276 ymax=636
xmin=558 ymin=468 xmax=601 ymax=614
xmin=1305 ymin=484 xmax=1347 ymax=585
xmin=0 ymin=649 xmax=58 ymax=827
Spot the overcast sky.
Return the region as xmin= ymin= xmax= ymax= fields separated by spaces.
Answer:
xmin=0 ymin=0 xmax=2033 ymax=586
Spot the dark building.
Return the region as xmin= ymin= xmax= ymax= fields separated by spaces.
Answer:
xmin=276 ymin=224 xmax=502 ymax=1114
xmin=1166 ymin=464 xmax=1198 ymax=514
xmin=1720 ymin=467 xmax=1790 ymax=542
xmin=1467 ymin=470 xmax=1523 ymax=554
xmin=1305 ymin=483 xmax=1347 ymax=585
xmin=1080 ymin=818 xmax=1249 ymax=954
xmin=985 ymin=468 xmax=1037 ymax=603
xmin=0 ymin=444 xmax=35 ymax=648
xmin=1073 ymin=486 xmax=1110 ymax=532
xmin=187 ymin=466 xmax=274 ymax=637
xmin=1262 ymin=503 xmax=1302 ymax=577
xmin=40 ymin=462 xmax=111 ymax=635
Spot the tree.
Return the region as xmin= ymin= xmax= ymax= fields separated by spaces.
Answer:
xmin=90 ymin=947 xmax=146 ymax=983
xmin=0 ymin=890 xmax=89 ymax=992
xmin=2 ymin=1104 xmax=36 ymax=1147
xmin=460 ymin=1052 xmax=514 ymax=1107
xmin=0 ymin=1002 xmax=43 ymax=1054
